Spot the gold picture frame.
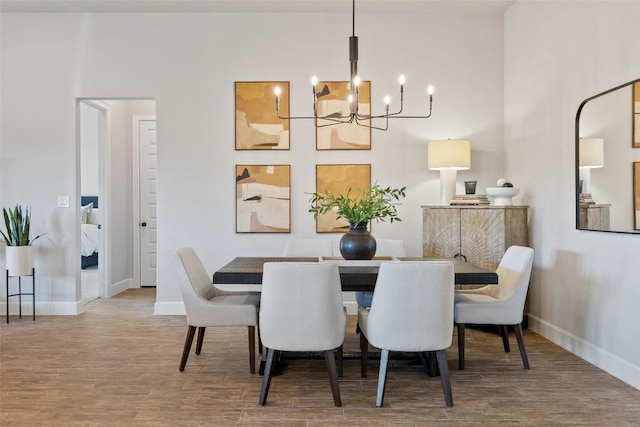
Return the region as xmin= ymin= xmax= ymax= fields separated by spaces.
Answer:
xmin=633 ymin=82 xmax=640 ymax=148
xmin=316 ymin=81 xmax=371 ymax=150
xmin=236 ymin=164 xmax=291 ymax=233
xmin=314 ymin=164 xmax=371 ymax=233
xmin=235 ymin=82 xmax=290 ymax=150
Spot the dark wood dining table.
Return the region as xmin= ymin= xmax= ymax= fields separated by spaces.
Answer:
xmin=212 ymin=256 xmax=498 ymax=376
xmin=212 ymin=256 xmax=498 ymax=289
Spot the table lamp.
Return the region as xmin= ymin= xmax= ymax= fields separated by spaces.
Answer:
xmin=428 ymin=139 xmax=471 ymax=205
xmin=579 ymin=138 xmax=604 ymax=194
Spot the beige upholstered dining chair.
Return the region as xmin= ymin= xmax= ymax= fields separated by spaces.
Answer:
xmin=454 ymin=245 xmax=534 ymax=370
xmin=175 ymin=247 xmax=260 ymax=374
xmin=282 ymin=238 xmax=333 ymax=257
xmin=358 ymin=261 xmax=455 ymax=408
xmin=355 ymin=238 xmax=407 ymax=310
xmin=258 ymin=262 xmax=346 ymax=407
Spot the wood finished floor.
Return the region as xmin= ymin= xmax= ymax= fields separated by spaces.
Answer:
xmin=1 ymin=288 xmax=639 ymax=427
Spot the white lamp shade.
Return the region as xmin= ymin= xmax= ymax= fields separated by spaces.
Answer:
xmin=428 ymin=139 xmax=471 ymax=170
xmin=579 ymin=138 xmax=604 ymax=168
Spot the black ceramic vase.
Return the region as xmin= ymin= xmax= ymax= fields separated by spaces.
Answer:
xmin=339 ymin=222 xmax=377 ymax=260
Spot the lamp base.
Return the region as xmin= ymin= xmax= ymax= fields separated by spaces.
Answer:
xmin=439 ymin=169 xmax=457 ymax=205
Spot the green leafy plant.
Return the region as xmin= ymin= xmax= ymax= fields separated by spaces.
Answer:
xmin=1 ymin=205 xmax=44 ymax=246
xmin=308 ymin=184 xmax=406 ymax=226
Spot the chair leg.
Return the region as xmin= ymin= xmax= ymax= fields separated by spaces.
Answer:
xmin=336 ymin=345 xmax=344 ymax=379
xmin=259 ymin=348 xmax=279 ymax=406
xmin=248 ymin=326 xmax=256 ymax=374
xmin=499 ymin=325 xmax=510 ymax=353
xmin=457 ymin=323 xmax=465 ymax=370
xmin=376 ymin=349 xmax=390 ymax=408
xmin=436 ymin=349 xmax=453 ymax=407
xmin=195 ymin=327 xmax=206 ymax=355
xmin=179 ymin=325 xmax=197 ymax=372
xmin=360 ymin=329 xmax=369 ymax=378
xmin=513 ymin=323 xmax=530 ymax=370
xmin=323 ymin=350 xmax=342 ymax=407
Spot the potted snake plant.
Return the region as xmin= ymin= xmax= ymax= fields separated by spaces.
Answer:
xmin=1 ymin=205 xmax=44 ymax=276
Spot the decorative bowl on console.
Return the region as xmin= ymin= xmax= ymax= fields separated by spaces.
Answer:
xmin=486 ymin=187 xmax=520 ymax=206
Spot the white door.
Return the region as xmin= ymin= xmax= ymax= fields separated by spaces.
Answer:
xmin=138 ymin=119 xmax=157 ymax=287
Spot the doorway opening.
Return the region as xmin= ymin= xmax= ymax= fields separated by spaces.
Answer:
xmin=78 ymin=99 xmax=157 ymax=305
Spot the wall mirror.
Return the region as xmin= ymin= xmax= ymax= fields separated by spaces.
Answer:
xmin=576 ymin=78 xmax=640 ymax=234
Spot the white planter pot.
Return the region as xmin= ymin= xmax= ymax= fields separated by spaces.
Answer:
xmin=6 ymin=246 xmax=34 ymax=276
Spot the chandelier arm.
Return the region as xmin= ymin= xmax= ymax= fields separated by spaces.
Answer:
xmin=276 ymin=105 xmax=353 ymax=121
xmin=355 ymin=97 xmax=433 ymax=119
xmin=315 ymin=113 xmax=355 ymax=123
xmin=275 ymin=112 xmax=316 ymax=120
xmin=316 ymin=120 xmax=354 ymax=128
xmin=354 ymin=115 xmax=389 ymax=131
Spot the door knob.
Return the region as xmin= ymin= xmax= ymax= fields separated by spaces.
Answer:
xmin=140 ymin=222 xmax=147 ymax=227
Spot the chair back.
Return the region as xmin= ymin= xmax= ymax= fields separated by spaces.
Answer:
xmin=366 ymin=261 xmax=455 ymax=352
xmin=283 ymin=239 xmax=333 ymax=257
xmin=176 ymin=247 xmax=217 ymax=309
xmin=374 ymin=239 xmax=407 ymax=257
xmin=260 ymin=262 xmax=345 ymax=352
xmin=486 ymin=246 xmax=534 ymax=304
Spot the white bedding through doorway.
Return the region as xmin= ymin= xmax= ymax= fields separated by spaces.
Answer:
xmin=81 ymin=223 xmax=99 ymax=257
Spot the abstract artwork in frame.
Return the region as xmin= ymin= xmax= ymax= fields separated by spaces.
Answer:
xmin=315 ymin=164 xmax=371 ymax=233
xmin=634 ymin=162 xmax=640 ymax=230
xmin=235 ymin=82 xmax=290 ymax=150
xmin=633 ymin=82 xmax=640 ymax=148
xmin=236 ymin=165 xmax=291 ymax=233
xmin=316 ymin=81 xmax=371 ymax=150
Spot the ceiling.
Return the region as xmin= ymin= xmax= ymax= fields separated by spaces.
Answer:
xmin=1 ymin=0 xmax=514 ymax=14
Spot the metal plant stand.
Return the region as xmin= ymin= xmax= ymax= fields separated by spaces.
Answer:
xmin=6 ymin=268 xmax=35 ymax=323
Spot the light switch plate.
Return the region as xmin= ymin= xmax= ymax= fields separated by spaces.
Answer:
xmin=57 ymin=196 xmax=70 ymax=208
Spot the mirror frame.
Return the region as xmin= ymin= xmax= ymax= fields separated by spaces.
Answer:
xmin=575 ymin=77 xmax=640 ymax=234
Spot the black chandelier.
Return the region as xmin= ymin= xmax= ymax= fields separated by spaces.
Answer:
xmin=274 ymin=0 xmax=434 ymax=131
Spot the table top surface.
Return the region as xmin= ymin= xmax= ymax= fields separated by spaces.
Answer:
xmin=212 ymin=257 xmax=498 ymax=290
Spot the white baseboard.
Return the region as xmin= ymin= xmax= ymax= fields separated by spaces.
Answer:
xmin=528 ymin=314 xmax=640 ymax=390
xmin=110 ymin=278 xmax=131 ymax=296
xmin=1 ymin=301 xmax=84 ymax=316
xmin=154 ymin=301 xmax=185 ymax=315
xmin=344 ymin=301 xmax=358 ymax=315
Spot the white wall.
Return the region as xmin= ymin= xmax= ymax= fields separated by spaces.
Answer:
xmin=1 ymin=12 xmax=504 ymax=312
xmin=504 ymin=1 xmax=640 ymax=389
xmin=80 ymin=103 xmax=100 ymax=196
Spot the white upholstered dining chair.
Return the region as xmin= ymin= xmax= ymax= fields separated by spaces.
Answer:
xmin=258 ymin=262 xmax=346 ymax=407
xmin=454 ymin=245 xmax=534 ymax=370
xmin=176 ymin=247 xmax=260 ymax=374
xmin=358 ymin=261 xmax=455 ymax=408
xmin=355 ymin=238 xmax=407 ymax=309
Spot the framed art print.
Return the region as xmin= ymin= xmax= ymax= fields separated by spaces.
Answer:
xmin=314 ymin=164 xmax=371 ymax=232
xmin=236 ymin=164 xmax=290 ymax=233
xmin=316 ymin=81 xmax=371 ymax=150
xmin=235 ymin=82 xmax=290 ymax=150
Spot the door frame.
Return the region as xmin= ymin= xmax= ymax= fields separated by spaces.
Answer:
xmin=77 ymin=99 xmax=112 ymax=299
xmin=132 ymin=115 xmax=157 ymax=288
